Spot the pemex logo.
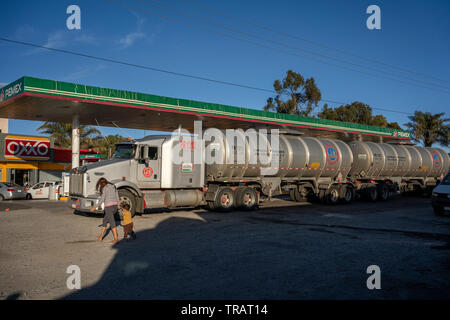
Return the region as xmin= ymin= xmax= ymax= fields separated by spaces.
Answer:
xmin=325 ymin=144 xmax=339 ymax=165
xmin=431 ymin=152 xmax=441 ymax=168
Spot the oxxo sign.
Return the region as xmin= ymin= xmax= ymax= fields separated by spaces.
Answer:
xmin=4 ymin=136 xmax=51 ymax=160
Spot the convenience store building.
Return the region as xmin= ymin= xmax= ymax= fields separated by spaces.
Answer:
xmin=0 ymin=132 xmax=103 ymax=186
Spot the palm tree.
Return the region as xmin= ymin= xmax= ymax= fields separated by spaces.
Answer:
xmin=404 ymin=111 xmax=449 ymax=147
xmin=38 ymin=122 xmax=101 ymax=149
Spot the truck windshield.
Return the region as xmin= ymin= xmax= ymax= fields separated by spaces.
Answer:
xmin=113 ymin=144 xmax=136 ymax=159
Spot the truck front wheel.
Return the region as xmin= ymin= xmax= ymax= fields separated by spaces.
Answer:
xmin=118 ymin=189 xmax=137 ymax=217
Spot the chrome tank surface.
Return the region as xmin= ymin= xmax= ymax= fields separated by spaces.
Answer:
xmin=205 ymin=132 xmax=352 ymax=181
xmin=348 ymin=141 xmax=449 ymax=179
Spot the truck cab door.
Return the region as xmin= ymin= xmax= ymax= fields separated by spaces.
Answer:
xmin=136 ymin=145 xmax=161 ymax=188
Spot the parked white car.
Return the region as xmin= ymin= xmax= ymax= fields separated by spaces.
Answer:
xmin=432 ymin=173 xmax=450 ymax=216
xmin=26 ymin=181 xmax=62 ymax=199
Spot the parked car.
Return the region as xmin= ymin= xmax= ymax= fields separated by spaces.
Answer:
xmin=432 ymin=173 xmax=450 ymax=216
xmin=0 ymin=182 xmax=27 ymax=201
xmin=26 ymin=181 xmax=62 ymax=199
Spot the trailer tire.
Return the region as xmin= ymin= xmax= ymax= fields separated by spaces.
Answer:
xmin=325 ymin=185 xmax=340 ymax=205
xmin=339 ymin=184 xmax=353 ymax=204
xmin=377 ymin=184 xmax=389 ymax=201
xmin=365 ymin=185 xmax=378 ymax=202
xmin=236 ymin=187 xmax=258 ymax=211
xmin=214 ymin=187 xmax=234 ymax=212
xmin=289 ymin=189 xmax=296 ymax=202
xmin=118 ymin=189 xmax=137 ymax=217
xmin=296 ymin=186 xmax=309 ymax=202
xmin=234 ymin=187 xmax=246 ymax=208
xmin=206 ymin=201 xmax=217 ymax=211
xmin=318 ymin=189 xmax=327 ymax=203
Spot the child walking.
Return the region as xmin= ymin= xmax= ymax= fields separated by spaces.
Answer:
xmin=121 ymin=203 xmax=136 ymax=240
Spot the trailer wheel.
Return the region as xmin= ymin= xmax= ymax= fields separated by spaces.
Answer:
xmin=289 ymin=189 xmax=297 ymax=202
xmin=296 ymin=186 xmax=309 ymax=202
xmin=118 ymin=189 xmax=137 ymax=217
xmin=289 ymin=187 xmax=306 ymax=202
xmin=237 ymin=187 xmax=258 ymax=211
xmin=214 ymin=187 xmax=234 ymax=211
xmin=206 ymin=201 xmax=217 ymax=211
xmin=377 ymin=184 xmax=389 ymax=201
xmin=339 ymin=185 xmax=354 ymax=204
xmin=234 ymin=187 xmax=246 ymax=208
xmin=318 ymin=189 xmax=327 ymax=203
xmin=325 ymin=185 xmax=340 ymax=205
xmin=365 ymin=185 xmax=378 ymax=202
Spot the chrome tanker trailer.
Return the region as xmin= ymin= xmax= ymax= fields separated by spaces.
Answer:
xmin=346 ymin=141 xmax=448 ymax=201
xmin=69 ymin=131 xmax=449 ymax=215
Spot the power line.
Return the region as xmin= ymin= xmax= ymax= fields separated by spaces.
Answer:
xmin=111 ymin=0 xmax=450 ymax=95
xmin=0 ymin=37 xmax=272 ymax=94
xmin=177 ymin=0 xmax=450 ymax=85
xmin=0 ymin=37 xmax=413 ymax=116
xmin=138 ymin=0 xmax=450 ymax=92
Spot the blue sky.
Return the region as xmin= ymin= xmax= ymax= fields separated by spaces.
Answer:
xmin=0 ymin=0 xmax=449 ymax=150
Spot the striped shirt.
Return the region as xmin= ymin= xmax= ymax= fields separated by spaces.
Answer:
xmin=99 ymin=183 xmax=119 ymax=207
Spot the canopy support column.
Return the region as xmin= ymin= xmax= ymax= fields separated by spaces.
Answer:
xmin=72 ymin=114 xmax=80 ymax=169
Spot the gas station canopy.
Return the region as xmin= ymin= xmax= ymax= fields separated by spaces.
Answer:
xmin=0 ymin=76 xmax=412 ymax=142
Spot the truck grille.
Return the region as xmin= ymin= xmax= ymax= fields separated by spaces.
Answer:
xmin=69 ymin=173 xmax=84 ymax=196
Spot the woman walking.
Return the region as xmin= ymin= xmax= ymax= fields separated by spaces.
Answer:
xmin=90 ymin=178 xmax=120 ymax=244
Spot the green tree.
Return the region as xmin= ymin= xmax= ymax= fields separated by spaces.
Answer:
xmin=404 ymin=111 xmax=449 ymax=147
xmin=38 ymin=122 xmax=101 ymax=148
xmin=387 ymin=122 xmax=402 ymax=130
xmin=318 ymin=102 xmax=402 ymax=129
xmin=264 ymin=70 xmax=321 ymax=116
xmin=94 ymin=134 xmax=127 ymax=158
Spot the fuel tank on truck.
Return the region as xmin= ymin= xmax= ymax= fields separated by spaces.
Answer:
xmin=348 ymin=141 xmax=449 ymax=179
xmin=204 ymin=130 xmax=352 ymax=181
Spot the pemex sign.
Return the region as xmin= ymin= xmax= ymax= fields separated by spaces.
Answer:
xmin=4 ymin=135 xmax=51 ymax=160
xmin=0 ymin=78 xmax=24 ymax=104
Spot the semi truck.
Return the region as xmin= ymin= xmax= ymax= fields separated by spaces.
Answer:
xmin=69 ymin=131 xmax=449 ymax=216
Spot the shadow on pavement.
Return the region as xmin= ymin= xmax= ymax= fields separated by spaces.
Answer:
xmin=62 ymin=214 xmax=225 ymax=300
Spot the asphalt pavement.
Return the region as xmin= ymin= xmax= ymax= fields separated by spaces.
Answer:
xmin=0 ymin=195 xmax=448 ymax=300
